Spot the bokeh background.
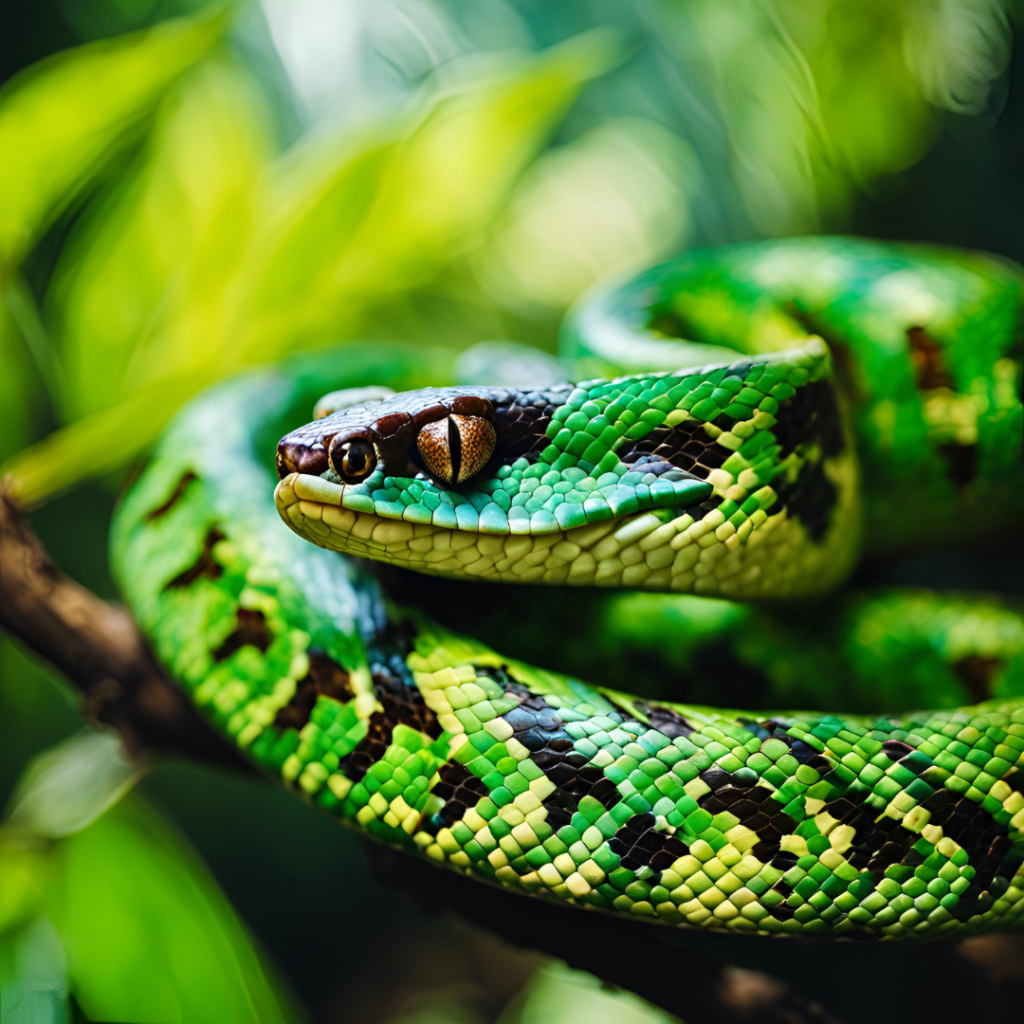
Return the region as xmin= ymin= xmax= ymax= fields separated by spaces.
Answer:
xmin=2 ymin=1 xmax=1024 ymax=1021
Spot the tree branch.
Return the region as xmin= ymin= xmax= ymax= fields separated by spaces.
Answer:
xmin=0 ymin=485 xmax=246 ymax=772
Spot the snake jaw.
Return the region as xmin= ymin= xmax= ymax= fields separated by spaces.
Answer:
xmin=274 ymin=462 xmax=855 ymax=600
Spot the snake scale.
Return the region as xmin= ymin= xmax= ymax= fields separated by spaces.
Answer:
xmin=112 ymin=237 xmax=1024 ymax=940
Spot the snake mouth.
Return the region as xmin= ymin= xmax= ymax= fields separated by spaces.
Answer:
xmin=274 ymin=468 xmax=854 ymax=597
xmin=274 ymin=468 xmax=672 ymax=585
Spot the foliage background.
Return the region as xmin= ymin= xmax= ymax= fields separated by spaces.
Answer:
xmin=2 ymin=0 xmax=1024 ymax=1021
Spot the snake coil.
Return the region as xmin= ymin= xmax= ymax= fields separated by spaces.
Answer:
xmin=114 ymin=238 xmax=1024 ymax=940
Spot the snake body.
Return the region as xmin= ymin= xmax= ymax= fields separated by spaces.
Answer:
xmin=112 ymin=238 xmax=1024 ymax=939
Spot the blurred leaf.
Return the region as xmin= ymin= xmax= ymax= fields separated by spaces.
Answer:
xmin=45 ymin=794 xmax=301 ymax=1024
xmin=656 ymin=0 xmax=1015 ymax=232
xmin=0 ymin=844 xmax=50 ymax=938
xmin=4 ymin=731 xmax=143 ymax=841
xmin=476 ymin=117 xmax=696 ymax=312
xmin=0 ymin=916 xmax=70 ymax=1024
xmin=51 ymin=58 xmax=272 ymax=419
xmin=2 ymin=370 xmax=205 ymax=507
xmin=0 ymin=294 xmax=41 ymax=466
xmin=4 ymin=32 xmax=618 ymax=505
xmin=500 ymin=962 xmax=675 ymax=1024
xmin=238 ymin=29 xmax=621 ymax=355
xmin=0 ymin=6 xmax=229 ymax=268
xmin=904 ymin=0 xmax=1012 ymax=115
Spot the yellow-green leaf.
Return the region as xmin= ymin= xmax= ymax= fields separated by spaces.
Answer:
xmin=51 ymin=58 xmax=271 ymax=419
xmin=4 ymin=731 xmax=143 ymax=841
xmin=238 ymin=29 xmax=621 ymax=357
xmin=1 ymin=370 xmax=208 ymax=508
xmin=46 ymin=795 xmax=301 ymax=1024
xmin=0 ymin=6 xmax=228 ymax=267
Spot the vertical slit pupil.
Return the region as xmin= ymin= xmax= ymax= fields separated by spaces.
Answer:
xmin=447 ymin=416 xmax=462 ymax=482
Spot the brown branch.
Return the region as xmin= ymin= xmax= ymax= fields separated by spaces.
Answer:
xmin=0 ymin=485 xmax=246 ymax=772
xmin=2 ymin=483 xmax=1023 ymax=1023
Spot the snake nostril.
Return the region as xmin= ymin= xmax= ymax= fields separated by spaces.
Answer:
xmin=276 ymin=440 xmax=329 ymax=480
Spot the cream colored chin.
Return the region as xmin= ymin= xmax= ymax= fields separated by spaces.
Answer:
xmin=275 ymin=473 xmax=854 ymax=597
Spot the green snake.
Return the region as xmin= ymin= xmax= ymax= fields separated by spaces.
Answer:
xmin=112 ymin=237 xmax=1024 ymax=940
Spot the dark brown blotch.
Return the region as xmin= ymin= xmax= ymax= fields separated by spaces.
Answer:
xmin=277 ymin=441 xmax=329 ymax=480
xmin=146 ymin=471 xmax=197 ymax=521
xmin=908 ymin=326 xmax=955 ymax=392
xmin=275 ymin=650 xmax=353 ymax=731
xmin=213 ymin=608 xmax=271 ymax=661
xmin=165 ymin=528 xmax=225 ymax=589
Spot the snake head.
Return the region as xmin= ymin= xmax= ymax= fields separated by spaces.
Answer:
xmin=275 ymin=347 xmax=857 ymax=598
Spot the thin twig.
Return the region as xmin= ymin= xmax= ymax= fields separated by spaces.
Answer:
xmin=0 ymin=484 xmax=245 ymax=772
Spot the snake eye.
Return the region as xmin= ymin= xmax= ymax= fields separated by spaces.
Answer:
xmin=417 ymin=414 xmax=496 ymax=485
xmin=328 ymin=434 xmax=378 ymax=483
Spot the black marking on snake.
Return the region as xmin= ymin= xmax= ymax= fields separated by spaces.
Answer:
xmin=815 ymin=740 xmax=1024 ymax=923
xmin=774 ymin=378 xmax=845 ymax=460
xmin=698 ymin=768 xmax=798 ymax=866
xmin=492 ymin=391 xmax=566 ymax=463
xmin=770 ymin=379 xmax=846 ymax=541
xmin=772 ymin=460 xmax=837 ymax=543
xmin=146 ymin=471 xmax=197 ymax=520
xmin=490 ymin=678 xmax=620 ymax=832
xmin=340 ymin=650 xmax=442 ymax=785
xmin=430 ymin=763 xmax=490 ymax=829
xmin=165 ymin=527 xmax=225 ymax=588
xmin=619 ymin=420 xmax=730 ymax=479
xmin=609 ymin=813 xmax=688 ymax=872
xmin=274 ymin=650 xmax=354 ymax=731
xmin=907 ymin=326 xmax=955 ymax=392
xmin=213 ymin=608 xmax=271 ymax=662
xmin=634 ymin=702 xmax=695 ymax=739
xmin=503 ymin=681 xmax=619 ymax=817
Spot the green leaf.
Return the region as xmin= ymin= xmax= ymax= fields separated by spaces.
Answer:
xmin=45 ymin=795 xmax=301 ymax=1024
xmin=502 ymin=961 xmax=676 ymax=1024
xmin=655 ymin=0 xmax=1013 ymax=233
xmin=0 ymin=916 xmax=70 ymax=1024
xmin=0 ymin=6 xmax=228 ymax=267
xmin=0 ymin=291 xmax=42 ymax=465
xmin=3 ymin=32 xmax=619 ymax=506
xmin=4 ymin=731 xmax=143 ymax=841
xmin=476 ymin=117 xmax=697 ymax=311
xmin=51 ymin=58 xmax=272 ymax=420
xmin=1 ymin=369 xmax=207 ymax=507
xmin=238 ymin=29 xmax=620 ymax=356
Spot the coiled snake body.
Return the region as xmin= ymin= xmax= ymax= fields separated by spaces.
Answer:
xmin=113 ymin=238 xmax=1024 ymax=940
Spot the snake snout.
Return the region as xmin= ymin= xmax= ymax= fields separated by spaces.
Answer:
xmin=276 ymin=437 xmax=329 ymax=479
